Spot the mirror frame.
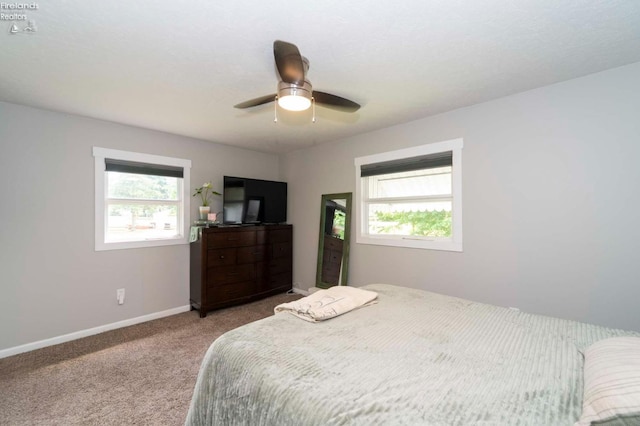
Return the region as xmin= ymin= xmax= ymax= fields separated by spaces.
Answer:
xmin=315 ymin=192 xmax=352 ymax=289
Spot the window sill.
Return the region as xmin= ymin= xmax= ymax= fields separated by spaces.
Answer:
xmin=95 ymin=236 xmax=188 ymax=251
xmin=356 ymin=235 xmax=462 ymax=252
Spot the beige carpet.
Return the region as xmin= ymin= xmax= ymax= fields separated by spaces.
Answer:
xmin=0 ymin=292 xmax=300 ymax=426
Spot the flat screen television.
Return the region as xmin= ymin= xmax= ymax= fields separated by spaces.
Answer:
xmin=223 ymin=176 xmax=287 ymax=225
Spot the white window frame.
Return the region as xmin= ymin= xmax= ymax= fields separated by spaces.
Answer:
xmin=93 ymin=147 xmax=191 ymax=251
xmin=354 ymin=138 xmax=463 ymax=252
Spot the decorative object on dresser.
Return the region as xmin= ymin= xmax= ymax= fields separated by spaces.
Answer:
xmin=193 ymin=182 xmax=221 ymax=220
xmin=198 ymin=206 xmax=210 ymax=220
xmin=190 ymin=225 xmax=293 ymax=318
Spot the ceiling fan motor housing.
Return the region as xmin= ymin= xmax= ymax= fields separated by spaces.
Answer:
xmin=277 ymin=80 xmax=313 ymax=111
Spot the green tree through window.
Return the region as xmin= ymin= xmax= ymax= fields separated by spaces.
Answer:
xmin=108 ymin=173 xmax=177 ymax=200
xmin=373 ymin=210 xmax=451 ymax=237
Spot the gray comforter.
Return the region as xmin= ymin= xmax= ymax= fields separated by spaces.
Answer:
xmin=185 ymin=284 xmax=637 ymax=425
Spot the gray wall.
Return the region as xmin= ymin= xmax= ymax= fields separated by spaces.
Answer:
xmin=282 ymin=62 xmax=640 ymax=332
xmin=2 ymin=61 xmax=638 ymax=353
xmin=0 ymin=102 xmax=280 ymax=351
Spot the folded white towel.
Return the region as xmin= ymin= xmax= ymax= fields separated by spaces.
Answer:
xmin=274 ymin=286 xmax=378 ymax=322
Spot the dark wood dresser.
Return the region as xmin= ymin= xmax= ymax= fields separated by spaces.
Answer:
xmin=190 ymin=224 xmax=292 ymax=317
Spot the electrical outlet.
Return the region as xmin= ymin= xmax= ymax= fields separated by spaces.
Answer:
xmin=116 ymin=288 xmax=125 ymax=305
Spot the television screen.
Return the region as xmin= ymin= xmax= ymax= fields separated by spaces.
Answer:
xmin=223 ymin=176 xmax=287 ymax=224
xmin=244 ymin=199 xmax=261 ymax=223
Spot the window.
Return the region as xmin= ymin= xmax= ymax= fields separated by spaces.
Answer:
xmin=354 ymin=139 xmax=463 ymax=252
xmin=93 ymin=147 xmax=191 ymax=251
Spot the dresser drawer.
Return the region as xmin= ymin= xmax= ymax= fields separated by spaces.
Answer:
xmin=207 ymin=248 xmax=237 ymax=267
xmin=207 ymin=280 xmax=256 ymax=301
xmin=268 ymin=228 xmax=292 ymax=244
xmin=237 ymin=245 xmax=266 ymax=264
xmin=206 ymin=231 xmax=256 ymax=248
xmin=266 ymin=271 xmax=292 ymax=290
xmin=324 ymin=236 xmax=344 ymax=251
xmin=323 ymin=248 xmax=342 ymax=264
xmin=269 ymin=257 xmax=292 ymax=275
xmin=272 ymin=241 xmax=292 ymax=259
xmin=207 ymin=264 xmax=256 ymax=286
xmin=321 ymin=265 xmax=340 ymax=285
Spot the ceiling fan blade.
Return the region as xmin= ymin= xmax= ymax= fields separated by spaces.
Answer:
xmin=313 ymin=91 xmax=361 ymax=112
xmin=234 ymin=94 xmax=277 ymax=109
xmin=274 ymin=40 xmax=305 ymax=85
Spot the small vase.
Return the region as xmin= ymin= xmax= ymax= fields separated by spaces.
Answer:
xmin=199 ymin=206 xmax=210 ymax=220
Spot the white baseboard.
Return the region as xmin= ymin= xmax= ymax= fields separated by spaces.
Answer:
xmin=0 ymin=305 xmax=192 ymax=360
xmin=291 ymin=287 xmax=309 ymax=296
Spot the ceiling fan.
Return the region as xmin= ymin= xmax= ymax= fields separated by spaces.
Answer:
xmin=234 ymin=40 xmax=361 ymax=114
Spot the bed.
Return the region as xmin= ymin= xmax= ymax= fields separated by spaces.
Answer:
xmin=185 ymin=284 xmax=640 ymax=425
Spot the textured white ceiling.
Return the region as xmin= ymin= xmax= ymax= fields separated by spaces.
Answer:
xmin=2 ymin=0 xmax=640 ymax=153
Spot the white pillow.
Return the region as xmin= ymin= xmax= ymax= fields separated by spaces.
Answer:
xmin=575 ymin=336 xmax=640 ymax=426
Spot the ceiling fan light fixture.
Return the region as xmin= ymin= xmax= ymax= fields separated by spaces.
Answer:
xmin=278 ymin=95 xmax=311 ymax=111
xmin=277 ymin=81 xmax=312 ymax=111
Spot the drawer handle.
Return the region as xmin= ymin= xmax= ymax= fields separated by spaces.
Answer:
xmin=219 ymin=255 xmax=225 ymax=259
xmin=227 ymin=272 xmax=240 ymax=276
xmin=227 ymin=237 xmax=239 ymax=241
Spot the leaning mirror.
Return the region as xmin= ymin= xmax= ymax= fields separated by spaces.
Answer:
xmin=316 ymin=193 xmax=352 ymax=289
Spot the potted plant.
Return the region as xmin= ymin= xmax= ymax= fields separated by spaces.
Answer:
xmin=193 ymin=182 xmax=221 ymax=220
